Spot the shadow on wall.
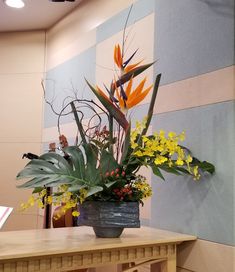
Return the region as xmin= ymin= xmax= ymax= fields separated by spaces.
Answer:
xmin=196 ymin=0 xmax=234 ymax=17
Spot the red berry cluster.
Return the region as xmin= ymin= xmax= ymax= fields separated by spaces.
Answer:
xmin=105 ymin=168 xmax=125 ymax=179
xmin=113 ymin=186 xmax=132 ymax=201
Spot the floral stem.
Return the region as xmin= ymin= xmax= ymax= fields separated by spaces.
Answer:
xmin=109 ymin=116 xmax=114 ymax=155
xmin=70 ymin=101 xmax=87 ymax=144
xmin=138 ymin=73 xmax=161 ymax=140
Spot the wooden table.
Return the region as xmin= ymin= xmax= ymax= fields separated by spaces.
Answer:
xmin=0 ymin=226 xmax=196 ymax=272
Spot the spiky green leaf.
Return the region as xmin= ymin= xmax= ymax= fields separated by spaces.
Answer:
xmin=85 ymin=78 xmax=129 ymax=131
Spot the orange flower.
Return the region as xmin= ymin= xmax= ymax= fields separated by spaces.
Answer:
xmin=114 ymin=77 xmax=153 ymax=111
xmin=114 ymin=44 xmax=123 ymax=68
xmin=124 ymin=60 xmax=143 ymax=73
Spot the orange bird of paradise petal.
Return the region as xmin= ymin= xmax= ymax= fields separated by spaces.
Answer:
xmin=124 ymin=60 xmax=143 ymax=73
xmin=114 ymin=77 xmax=153 ymax=111
xmin=114 ymin=44 xmax=123 ymax=68
xmin=128 ymin=77 xmax=147 ymax=101
xmin=127 ymin=84 xmax=153 ymax=109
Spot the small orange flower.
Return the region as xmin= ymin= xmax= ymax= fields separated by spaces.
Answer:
xmin=114 ymin=77 xmax=153 ymax=111
xmin=114 ymin=44 xmax=123 ymax=68
xmin=124 ymin=60 xmax=143 ymax=73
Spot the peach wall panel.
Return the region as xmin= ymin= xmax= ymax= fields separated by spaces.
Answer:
xmin=0 ymin=31 xmax=45 ymax=74
xmin=1 ymin=214 xmax=41 ymax=231
xmin=0 ymin=30 xmax=45 ymax=231
xmin=0 ymin=143 xmax=42 ymax=212
xmin=154 ymin=66 xmax=235 ymax=114
xmin=0 ymin=73 xmax=44 ymax=142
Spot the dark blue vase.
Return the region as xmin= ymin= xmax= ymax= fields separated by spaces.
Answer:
xmin=77 ymin=201 xmax=140 ymax=238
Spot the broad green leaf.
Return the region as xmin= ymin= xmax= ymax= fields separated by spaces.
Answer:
xmin=100 ymin=149 xmax=119 ymax=175
xmin=64 ymin=146 xmax=85 ymax=179
xmin=86 ymin=186 xmax=103 ymax=197
xmin=40 ymin=153 xmax=73 ymax=176
xmin=68 ymin=183 xmax=87 ymax=192
xmin=82 ymin=143 xmax=100 ymax=185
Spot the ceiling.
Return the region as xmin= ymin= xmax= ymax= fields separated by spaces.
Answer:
xmin=0 ymin=0 xmax=83 ymax=32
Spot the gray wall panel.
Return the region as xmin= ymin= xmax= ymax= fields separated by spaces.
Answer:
xmin=44 ymin=47 xmax=96 ymax=128
xmin=150 ymin=101 xmax=235 ymax=246
xmin=154 ymin=0 xmax=234 ymax=85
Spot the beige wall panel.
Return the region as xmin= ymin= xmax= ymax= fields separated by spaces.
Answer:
xmin=46 ymin=0 xmax=136 ymax=70
xmin=0 ymin=30 xmax=45 ymax=231
xmin=0 ymin=31 xmax=45 ymax=74
xmin=0 ymin=73 xmax=44 ymax=142
xmin=154 ymin=66 xmax=235 ymax=114
xmin=1 ymin=214 xmax=41 ymax=231
xmin=0 ymin=143 xmax=42 ymax=211
xmin=178 ymin=239 xmax=235 ymax=272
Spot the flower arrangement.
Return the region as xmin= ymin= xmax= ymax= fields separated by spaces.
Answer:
xmin=17 ymin=21 xmax=215 ymax=219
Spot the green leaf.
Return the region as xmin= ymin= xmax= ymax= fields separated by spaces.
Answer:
xmin=150 ymin=164 xmax=165 ymax=180
xmin=85 ymin=78 xmax=129 ymax=131
xmin=86 ymin=186 xmax=103 ymax=197
xmin=68 ymin=183 xmax=87 ymax=192
xmin=199 ymin=161 xmax=215 ymax=174
xmin=64 ymin=146 xmax=85 ymax=179
xmin=99 ymin=150 xmax=120 ymax=178
xmin=113 ymin=62 xmax=155 ymax=89
xmin=32 ymin=187 xmax=44 ymax=194
xmin=159 ymin=165 xmax=182 ymax=176
xmin=175 ymin=167 xmax=191 ymax=175
xmin=140 ymin=73 xmax=161 ymax=136
xmin=70 ymin=101 xmax=87 ymax=144
xmin=82 ymin=143 xmax=100 ymax=185
xmin=40 ymin=153 xmax=73 ymax=174
xmin=121 ymin=123 xmax=131 ymax=163
xmin=105 ymin=180 xmax=119 ymax=188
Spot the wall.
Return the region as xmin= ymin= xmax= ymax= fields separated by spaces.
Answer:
xmin=0 ymin=31 xmax=45 ymax=230
xmin=44 ymin=0 xmax=234 ymax=271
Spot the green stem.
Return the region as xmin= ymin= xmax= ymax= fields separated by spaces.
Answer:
xmin=138 ymin=73 xmax=161 ymax=141
xmin=109 ymin=116 xmax=114 ymax=155
xmin=70 ymin=101 xmax=87 ymax=144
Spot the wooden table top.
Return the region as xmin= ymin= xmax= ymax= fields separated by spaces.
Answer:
xmin=0 ymin=226 xmax=196 ymax=260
